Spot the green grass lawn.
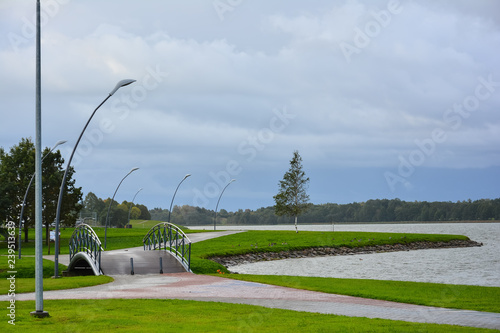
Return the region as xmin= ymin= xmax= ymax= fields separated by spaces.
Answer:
xmin=0 ymin=257 xmax=66 ymax=279
xmin=0 ymin=256 xmax=113 ymax=294
xmin=191 ymin=230 xmax=470 ymax=257
xmin=2 ymin=225 xmax=499 ymax=332
xmin=1 ymin=299 xmax=496 ymax=333
xmin=189 ymin=230 xmax=471 ymax=273
xmin=223 ymin=274 xmax=500 ymax=313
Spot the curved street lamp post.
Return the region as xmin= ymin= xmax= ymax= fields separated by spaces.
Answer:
xmin=214 ymin=179 xmax=235 ymax=231
xmin=104 ymin=167 xmax=139 ymax=248
xmin=18 ymin=140 xmax=67 ymax=259
xmin=127 ymin=187 xmax=143 ymax=225
xmin=168 ymin=174 xmax=191 ymax=223
xmin=53 ymin=79 xmax=136 ymax=278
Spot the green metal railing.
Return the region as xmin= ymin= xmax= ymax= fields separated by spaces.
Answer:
xmin=69 ymin=224 xmax=103 ymax=274
xmin=143 ymin=222 xmax=191 ymax=272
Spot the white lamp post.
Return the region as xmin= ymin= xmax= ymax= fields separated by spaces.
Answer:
xmin=104 ymin=167 xmax=139 ymax=248
xmin=53 ymin=79 xmax=135 ymax=278
xmin=168 ymin=174 xmax=191 ymax=223
xmin=214 ymin=179 xmax=235 ymax=231
xmin=127 ymin=187 xmax=143 ymax=225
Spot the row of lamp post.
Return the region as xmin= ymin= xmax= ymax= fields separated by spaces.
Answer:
xmin=29 ymin=75 xmax=136 ymax=316
xmin=29 ymin=0 xmax=234 ymax=314
xmin=104 ymin=167 xmax=139 ymax=249
xmin=166 ymin=175 xmax=236 ymax=230
xmin=53 ymin=79 xmax=136 ymax=277
xmin=48 ymin=72 xmax=236 ymax=267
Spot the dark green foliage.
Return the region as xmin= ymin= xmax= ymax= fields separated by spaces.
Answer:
xmin=150 ymin=205 xmax=213 ymax=225
xmin=148 ymin=198 xmax=500 ymax=226
xmin=273 ymin=151 xmax=310 ymax=218
xmin=135 ymin=204 xmax=151 ymax=220
xmin=0 ymin=138 xmax=82 ymax=242
xmin=80 ymin=192 xmax=150 ymax=227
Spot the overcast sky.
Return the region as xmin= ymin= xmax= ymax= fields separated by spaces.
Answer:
xmin=1 ymin=0 xmax=499 ymax=213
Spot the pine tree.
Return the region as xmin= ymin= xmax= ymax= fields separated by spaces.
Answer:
xmin=273 ymin=150 xmax=310 ymax=232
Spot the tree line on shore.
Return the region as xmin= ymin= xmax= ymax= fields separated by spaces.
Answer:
xmin=81 ymin=192 xmax=151 ymax=227
xmin=150 ymin=198 xmax=500 ymax=226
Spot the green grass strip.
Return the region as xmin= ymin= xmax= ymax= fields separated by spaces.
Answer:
xmin=2 ymin=299 xmax=496 ymax=332
xmin=0 ymin=257 xmax=66 ymax=279
xmin=223 ymin=274 xmax=500 ymax=313
xmin=0 ymin=256 xmax=113 ymax=294
xmin=0 ymin=276 xmax=113 ymax=294
xmin=189 ymin=230 xmax=471 ymax=273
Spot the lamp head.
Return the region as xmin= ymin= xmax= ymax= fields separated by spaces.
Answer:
xmin=184 ymin=174 xmax=191 ymax=179
xmin=130 ymin=167 xmax=139 ymax=173
xmin=109 ymin=79 xmax=136 ymax=96
xmin=49 ymin=140 xmax=67 ymax=152
xmin=54 ymin=140 xmax=67 ymax=147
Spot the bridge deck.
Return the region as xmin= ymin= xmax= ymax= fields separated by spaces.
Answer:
xmin=48 ymin=231 xmax=244 ymax=276
xmin=100 ymin=247 xmax=186 ymax=275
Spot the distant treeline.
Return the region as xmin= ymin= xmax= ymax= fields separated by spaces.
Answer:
xmin=150 ymin=198 xmax=500 ymax=226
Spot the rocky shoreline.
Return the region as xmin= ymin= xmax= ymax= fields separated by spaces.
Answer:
xmin=210 ymin=239 xmax=483 ymax=268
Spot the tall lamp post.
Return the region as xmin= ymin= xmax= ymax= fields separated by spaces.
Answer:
xmin=53 ymin=79 xmax=136 ymax=278
xmin=31 ymin=0 xmax=48 ymax=317
xmin=168 ymin=174 xmax=191 ymax=223
xmin=127 ymin=187 xmax=143 ymax=225
xmin=104 ymin=167 xmax=139 ymax=248
xmin=214 ymin=179 xmax=235 ymax=231
xmin=18 ymin=140 xmax=67 ymax=259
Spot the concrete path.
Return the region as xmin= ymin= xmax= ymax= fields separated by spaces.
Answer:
xmin=17 ymin=230 xmax=499 ymax=330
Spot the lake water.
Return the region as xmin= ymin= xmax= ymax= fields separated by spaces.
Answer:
xmin=190 ymin=223 xmax=500 ymax=287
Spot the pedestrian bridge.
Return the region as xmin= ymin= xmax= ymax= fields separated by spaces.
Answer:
xmin=64 ymin=223 xmax=192 ymax=276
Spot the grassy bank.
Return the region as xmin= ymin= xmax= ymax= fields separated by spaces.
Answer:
xmin=1 ymin=299 xmax=496 ymax=332
xmin=189 ymin=230 xmax=471 ymax=274
xmin=224 ymin=274 xmax=500 ymax=313
xmin=0 ymin=256 xmax=113 ymax=294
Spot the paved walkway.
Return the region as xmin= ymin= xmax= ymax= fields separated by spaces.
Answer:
xmin=3 ymin=273 xmax=500 ymax=329
xmin=9 ymin=230 xmax=499 ymax=330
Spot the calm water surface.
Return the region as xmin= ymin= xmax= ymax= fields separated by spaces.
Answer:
xmin=191 ymin=223 xmax=499 ymax=286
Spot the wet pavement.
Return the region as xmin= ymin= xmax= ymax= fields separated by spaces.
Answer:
xmin=3 ymin=272 xmax=500 ymax=329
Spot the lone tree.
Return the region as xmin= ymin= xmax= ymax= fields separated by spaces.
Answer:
xmin=273 ymin=150 xmax=310 ymax=233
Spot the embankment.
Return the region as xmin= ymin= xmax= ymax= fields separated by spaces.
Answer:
xmin=210 ymin=239 xmax=482 ymax=267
